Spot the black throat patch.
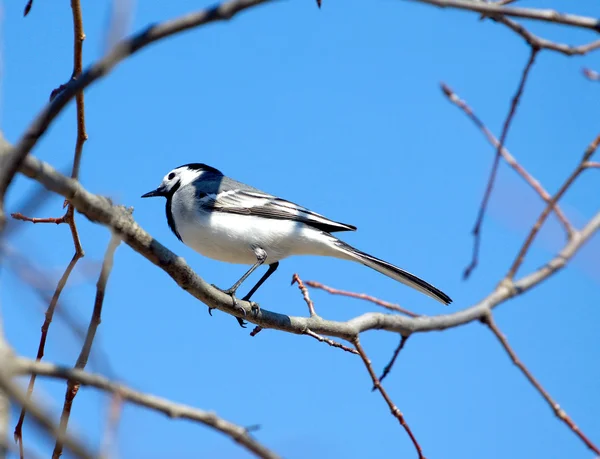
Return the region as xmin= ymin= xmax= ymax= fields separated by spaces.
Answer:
xmin=165 ymin=180 xmax=183 ymax=241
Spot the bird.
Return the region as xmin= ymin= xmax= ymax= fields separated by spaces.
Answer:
xmin=141 ymin=163 xmax=452 ymax=326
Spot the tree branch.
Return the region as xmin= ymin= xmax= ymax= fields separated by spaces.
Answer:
xmin=11 ymin=358 xmax=280 ymax=459
xmin=440 ymin=82 xmax=573 ymax=235
xmin=463 ymin=48 xmax=538 ymax=279
xmin=53 ymin=233 xmax=122 ymax=458
xmin=482 ymin=313 xmax=600 ymax=455
xmin=409 ymin=0 xmax=600 ymax=31
xmin=6 ymin=147 xmax=600 ymax=340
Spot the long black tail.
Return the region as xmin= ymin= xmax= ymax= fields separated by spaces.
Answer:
xmin=335 ymin=240 xmax=452 ymax=305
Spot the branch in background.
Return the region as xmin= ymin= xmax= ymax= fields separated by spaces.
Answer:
xmin=409 ymin=0 xmax=600 ymax=31
xmin=583 ymin=68 xmax=600 ymax=81
xmin=23 ymin=0 xmax=33 ymax=16
xmin=16 ymin=2 xmax=89 ymax=454
xmin=354 ymin=338 xmax=424 ymax=459
xmin=375 ymin=335 xmax=409 ymax=389
xmin=100 ymin=392 xmax=123 ymax=459
xmin=12 ymin=358 xmax=281 ymax=459
xmin=492 ymin=16 xmax=600 ymax=56
xmin=463 ymin=48 xmax=538 ymax=279
xmin=14 ymin=217 xmax=83 ymax=456
xmin=0 ymin=320 xmax=93 ymax=459
xmin=53 ymin=233 xmax=122 ymax=458
xmin=306 ymin=281 xmax=419 ymax=317
xmin=440 ymin=82 xmax=573 ymax=234
xmin=482 ymin=313 xmax=600 ymax=456
xmin=506 ymin=132 xmax=600 ymax=279
xmin=0 ymin=0 xmax=273 ymax=227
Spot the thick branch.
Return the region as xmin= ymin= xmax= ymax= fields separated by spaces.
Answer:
xmin=8 ymin=149 xmax=600 ymax=340
xmin=11 ymin=358 xmax=280 ymax=459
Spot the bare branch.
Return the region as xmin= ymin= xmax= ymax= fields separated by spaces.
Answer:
xmin=291 ymin=273 xmax=317 ymax=317
xmin=53 ymin=233 xmax=122 ymax=458
xmin=409 ymin=0 xmax=600 ymax=31
xmin=12 ymin=358 xmax=281 ymax=459
xmin=440 ymin=82 xmax=573 ymax=235
xmin=482 ymin=313 xmax=600 ymax=455
xmin=8 ymin=149 xmax=600 ymax=340
xmin=304 ymin=329 xmax=358 ymax=354
xmin=506 ymin=132 xmax=600 ymax=279
xmin=492 ymin=16 xmax=600 ymax=56
xmin=353 ymin=338 xmax=424 ymax=459
xmin=10 ymin=213 xmax=65 ymax=224
xmin=306 ymin=281 xmax=418 ymax=317
xmin=376 ymin=335 xmax=409 ymax=389
xmin=464 ymin=48 xmax=538 ymax=279
xmin=583 ymin=68 xmax=600 ymax=81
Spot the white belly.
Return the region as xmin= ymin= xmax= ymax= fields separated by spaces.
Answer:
xmin=173 ymin=201 xmax=337 ymax=265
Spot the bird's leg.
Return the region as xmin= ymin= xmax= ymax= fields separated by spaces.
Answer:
xmin=211 ymin=248 xmax=268 ymax=327
xmin=242 ymin=262 xmax=279 ymax=318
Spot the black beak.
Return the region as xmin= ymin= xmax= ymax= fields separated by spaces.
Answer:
xmin=141 ymin=187 xmax=165 ymax=198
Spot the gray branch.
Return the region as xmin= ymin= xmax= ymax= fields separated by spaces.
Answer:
xmin=10 ymin=358 xmax=280 ymax=459
xmin=4 ymin=145 xmax=599 ymax=342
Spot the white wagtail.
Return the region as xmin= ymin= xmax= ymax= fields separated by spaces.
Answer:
xmin=142 ymin=163 xmax=452 ymax=326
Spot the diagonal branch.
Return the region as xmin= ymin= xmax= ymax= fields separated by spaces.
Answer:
xmin=464 ymin=48 xmax=538 ymax=279
xmin=482 ymin=313 xmax=600 ymax=455
xmin=11 ymin=358 xmax=281 ymax=459
xmin=440 ymin=82 xmax=573 ymax=235
xmin=353 ymin=337 xmax=424 ymax=459
xmin=408 ymin=0 xmax=600 ymax=31
xmin=506 ymin=132 xmax=600 ymax=279
xmin=52 ymin=232 xmax=122 ymax=458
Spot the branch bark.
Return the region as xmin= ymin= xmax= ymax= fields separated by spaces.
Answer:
xmin=4 ymin=145 xmax=599 ymax=342
xmin=11 ymin=358 xmax=280 ymax=459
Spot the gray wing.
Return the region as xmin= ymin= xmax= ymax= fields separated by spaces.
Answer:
xmin=192 ymin=176 xmax=357 ymax=233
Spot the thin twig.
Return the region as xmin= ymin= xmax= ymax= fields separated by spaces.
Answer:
xmin=584 ymin=161 xmax=600 ymax=168
xmin=10 ymin=213 xmax=65 ymax=224
xmin=506 ymin=132 xmax=600 ymax=279
xmin=53 ymin=233 xmax=121 ymax=458
xmin=375 ymin=335 xmax=409 ymax=390
xmin=304 ymin=329 xmax=358 ymax=354
xmin=583 ymin=68 xmax=600 ymax=81
xmin=100 ymin=392 xmax=123 ymax=459
xmin=409 ymin=0 xmax=600 ymax=31
xmin=440 ymin=82 xmax=573 ymax=235
xmin=482 ymin=313 xmax=600 ymax=455
xmin=306 ymin=281 xmax=418 ymax=317
xmin=353 ymin=337 xmax=425 ymax=459
xmin=14 ymin=229 xmax=84 ymax=453
xmin=291 ymin=274 xmax=317 ymax=317
xmin=13 ymin=358 xmax=281 ymax=459
xmin=14 ymin=2 xmax=88 ymax=453
xmin=493 ymin=17 xmax=600 ymax=56
xmin=464 ymin=47 xmax=539 ymax=279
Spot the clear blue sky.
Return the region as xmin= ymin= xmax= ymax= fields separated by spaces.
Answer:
xmin=2 ymin=1 xmax=599 ymax=458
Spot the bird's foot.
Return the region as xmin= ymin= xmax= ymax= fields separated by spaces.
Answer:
xmin=211 ymin=284 xmax=247 ymax=328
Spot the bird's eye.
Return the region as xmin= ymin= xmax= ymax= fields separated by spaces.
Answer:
xmin=168 ymin=172 xmax=176 ymax=180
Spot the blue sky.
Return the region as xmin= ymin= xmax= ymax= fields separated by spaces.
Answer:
xmin=2 ymin=0 xmax=599 ymax=458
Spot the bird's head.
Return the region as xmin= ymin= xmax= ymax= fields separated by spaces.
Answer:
xmin=141 ymin=163 xmax=223 ymax=199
